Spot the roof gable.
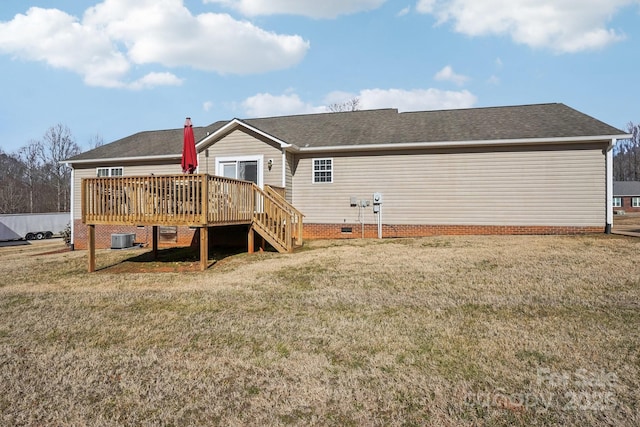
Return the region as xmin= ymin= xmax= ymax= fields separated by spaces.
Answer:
xmin=197 ymin=118 xmax=291 ymax=151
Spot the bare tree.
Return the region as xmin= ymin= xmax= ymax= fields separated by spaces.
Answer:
xmin=18 ymin=140 xmax=44 ymax=213
xmin=40 ymin=124 xmax=81 ymax=212
xmin=88 ymin=132 xmax=104 ymax=149
xmin=0 ymin=180 xmax=28 ymax=214
xmin=0 ymin=150 xmax=28 ymax=213
xmin=327 ymin=97 xmax=361 ymax=113
xmin=613 ymin=122 xmax=640 ymax=181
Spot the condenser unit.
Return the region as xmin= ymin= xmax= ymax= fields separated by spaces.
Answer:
xmin=111 ymin=233 xmax=135 ymax=249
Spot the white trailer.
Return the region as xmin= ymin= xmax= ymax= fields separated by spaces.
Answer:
xmin=0 ymin=213 xmax=69 ymax=241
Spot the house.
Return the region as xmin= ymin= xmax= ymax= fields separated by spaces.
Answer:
xmin=613 ymin=181 xmax=640 ymax=213
xmin=65 ymin=103 xmax=630 ymax=255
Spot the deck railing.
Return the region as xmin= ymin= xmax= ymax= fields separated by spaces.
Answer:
xmin=82 ymin=174 xmax=254 ymax=226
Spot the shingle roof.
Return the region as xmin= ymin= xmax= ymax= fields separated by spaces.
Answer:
xmin=613 ymin=181 xmax=640 ymax=196
xmin=67 ymin=122 xmax=227 ymax=162
xmin=67 ymin=103 xmax=626 ymax=162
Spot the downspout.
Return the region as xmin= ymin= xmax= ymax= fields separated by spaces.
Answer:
xmin=281 ymin=148 xmax=287 ymax=189
xmin=605 ymin=138 xmax=616 ymax=234
xmin=69 ymin=165 xmax=75 ymax=250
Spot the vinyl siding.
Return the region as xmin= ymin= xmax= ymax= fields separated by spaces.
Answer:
xmin=203 ymin=129 xmax=283 ymax=188
xmin=292 ymin=143 xmax=607 ymax=227
xmin=72 ymin=162 xmax=182 ymax=220
xmin=285 ymin=151 xmax=295 ymax=202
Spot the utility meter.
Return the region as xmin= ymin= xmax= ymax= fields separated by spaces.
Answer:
xmin=373 ymin=192 xmax=382 ymax=205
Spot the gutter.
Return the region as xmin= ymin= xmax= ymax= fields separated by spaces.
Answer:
xmin=290 ymin=134 xmax=633 ymax=153
xmin=64 ymin=153 xmax=181 ymax=166
xmin=605 ymin=138 xmax=619 ymax=234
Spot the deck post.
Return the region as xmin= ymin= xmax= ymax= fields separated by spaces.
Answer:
xmin=297 ymin=218 xmax=303 ymax=246
xmin=248 ymin=225 xmax=254 ymax=254
xmin=152 ymin=226 xmax=158 ymax=260
xmin=88 ymin=224 xmax=96 ymax=273
xmin=200 ymin=226 xmax=209 ymax=271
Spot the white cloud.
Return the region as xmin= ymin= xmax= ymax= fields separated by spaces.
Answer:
xmin=242 ymin=93 xmax=325 ymax=117
xmin=0 ymin=7 xmax=129 ymax=88
xmin=203 ymin=101 xmax=214 ymax=112
xmin=0 ymin=0 xmax=309 ymax=88
xmin=434 ymin=65 xmax=469 ymax=86
xmin=397 ymin=6 xmax=411 ymax=16
xmin=358 ymin=88 xmax=476 ymax=111
xmin=128 ymin=72 xmax=183 ymax=90
xmin=323 ymin=91 xmax=359 ymax=106
xmin=205 ymin=0 xmax=387 ymax=18
xmin=416 ymin=0 xmax=635 ymax=53
xmin=486 ymin=75 xmax=500 ymax=85
xmin=241 ymin=87 xmax=476 ymax=117
xmin=84 ymin=1 xmax=309 ymax=74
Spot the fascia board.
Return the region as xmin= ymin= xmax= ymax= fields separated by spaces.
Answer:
xmin=64 ymin=154 xmax=181 ymax=166
xmin=293 ymin=134 xmax=633 ymax=153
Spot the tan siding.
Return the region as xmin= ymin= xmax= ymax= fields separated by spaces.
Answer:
xmin=203 ymin=129 xmax=283 ymax=188
xmin=292 ymin=144 xmax=606 ymax=227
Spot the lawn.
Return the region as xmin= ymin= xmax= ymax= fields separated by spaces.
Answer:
xmin=0 ymin=235 xmax=639 ymax=426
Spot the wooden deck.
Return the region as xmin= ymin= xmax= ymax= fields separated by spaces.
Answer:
xmin=82 ymin=174 xmax=303 ymax=271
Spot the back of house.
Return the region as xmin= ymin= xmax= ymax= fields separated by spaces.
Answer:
xmin=65 ymin=103 xmax=630 ymax=249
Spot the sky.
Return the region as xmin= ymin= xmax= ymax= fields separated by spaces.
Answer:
xmin=0 ymin=0 xmax=639 ymax=154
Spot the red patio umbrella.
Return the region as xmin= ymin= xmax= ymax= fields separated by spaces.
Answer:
xmin=181 ymin=117 xmax=198 ymax=174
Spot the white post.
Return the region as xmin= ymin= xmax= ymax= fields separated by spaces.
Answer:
xmin=69 ymin=166 xmax=75 ymax=249
xmin=605 ymin=138 xmax=616 ymax=234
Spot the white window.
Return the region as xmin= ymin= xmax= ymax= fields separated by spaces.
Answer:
xmin=613 ymin=197 xmax=622 ymax=208
xmin=313 ymin=158 xmax=333 ymax=183
xmin=97 ymin=167 xmax=123 ymax=177
xmin=633 ymin=197 xmax=640 ymax=208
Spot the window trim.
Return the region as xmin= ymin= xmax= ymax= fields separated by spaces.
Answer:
xmin=312 ymin=157 xmax=333 ymax=184
xmin=613 ymin=197 xmax=622 ymax=208
xmin=215 ymin=155 xmax=263 ymax=188
xmin=96 ymin=167 xmax=123 ymax=177
xmin=632 ymin=197 xmax=640 ymax=208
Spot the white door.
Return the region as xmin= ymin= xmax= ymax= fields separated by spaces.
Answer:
xmin=216 ymin=156 xmax=263 ymax=187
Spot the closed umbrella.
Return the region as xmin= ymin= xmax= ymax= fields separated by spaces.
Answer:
xmin=181 ymin=117 xmax=197 ymax=174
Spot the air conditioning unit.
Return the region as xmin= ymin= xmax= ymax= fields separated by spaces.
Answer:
xmin=111 ymin=233 xmax=135 ymax=249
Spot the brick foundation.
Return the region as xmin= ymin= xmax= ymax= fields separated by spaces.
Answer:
xmin=73 ymin=220 xmax=605 ymax=249
xmin=73 ymin=220 xmax=197 ymax=250
xmin=303 ymin=223 xmax=605 ymax=240
xmin=72 ymin=221 xmax=253 ymax=250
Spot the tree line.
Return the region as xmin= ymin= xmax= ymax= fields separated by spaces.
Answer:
xmin=0 ymin=124 xmax=103 ymax=214
xmin=613 ymin=122 xmax=640 ymax=181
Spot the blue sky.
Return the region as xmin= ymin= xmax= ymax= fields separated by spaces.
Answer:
xmin=1 ymin=0 xmax=639 ymax=154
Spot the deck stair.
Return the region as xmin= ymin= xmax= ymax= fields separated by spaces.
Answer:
xmin=251 ymin=184 xmax=304 ymax=253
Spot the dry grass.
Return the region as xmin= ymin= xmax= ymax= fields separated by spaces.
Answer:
xmin=1 ymin=235 xmax=639 ymax=426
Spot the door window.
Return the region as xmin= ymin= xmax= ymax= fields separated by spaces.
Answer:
xmin=217 ymin=158 xmax=261 ymax=186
